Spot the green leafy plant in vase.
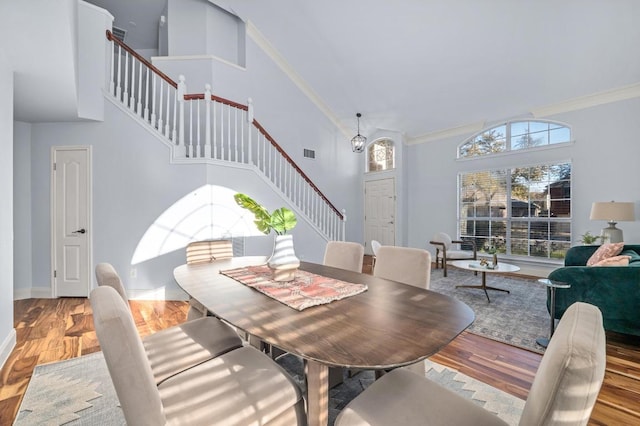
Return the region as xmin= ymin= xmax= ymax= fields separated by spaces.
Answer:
xmin=483 ymin=241 xmax=498 ymax=269
xmin=234 ymin=193 xmax=299 ymax=281
xmin=580 ymin=231 xmax=602 ymax=246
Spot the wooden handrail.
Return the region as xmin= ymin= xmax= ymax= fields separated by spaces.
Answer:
xmin=106 ymin=31 xmax=343 ymax=222
xmin=252 ymin=119 xmax=344 ymax=220
xmin=183 ymin=93 xmax=249 ymax=111
xmin=107 ymin=30 xmax=177 ymax=89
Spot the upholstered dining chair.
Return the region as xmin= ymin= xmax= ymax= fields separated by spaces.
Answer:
xmin=430 ymin=232 xmax=477 ymax=277
xmin=185 ymin=239 xmax=234 ymax=320
xmin=95 ymin=262 xmax=243 ymax=385
xmin=336 ymin=302 xmax=606 ymax=426
xmin=91 ymin=286 xmax=306 ymax=426
xmin=323 ymin=240 xmax=365 ymax=273
xmin=372 ymin=245 xmax=431 ymax=376
xmin=373 ymin=246 xmax=431 ymax=290
xmin=370 ymin=239 xmax=382 ymax=270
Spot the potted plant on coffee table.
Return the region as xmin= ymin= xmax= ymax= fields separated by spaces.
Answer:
xmin=234 ymin=193 xmax=299 ymax=281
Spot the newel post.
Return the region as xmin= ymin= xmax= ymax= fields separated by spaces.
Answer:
xmin=247 ymin=98 xmax=254 ymax=165
xmin=341 ymin=209 xmax=347 ymax=241
xmin=204 ymin=84 xmax=212 ymax=158
xmin=177 ymin=75 xmax=187 ymax=157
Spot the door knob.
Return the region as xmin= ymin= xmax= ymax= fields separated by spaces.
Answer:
xmin=72 ymin=228 xmax=86 ymax=234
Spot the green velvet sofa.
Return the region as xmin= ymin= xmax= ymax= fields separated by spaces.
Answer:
xmin=548 ymin=244 xmax=640 ymax=336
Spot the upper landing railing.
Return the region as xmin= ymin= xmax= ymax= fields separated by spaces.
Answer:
xmin=106 ymin=30 xmax=345 ymax=241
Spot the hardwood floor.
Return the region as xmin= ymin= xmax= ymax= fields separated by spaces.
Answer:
xmin=1 ymin=271 xmax=639 ymax=424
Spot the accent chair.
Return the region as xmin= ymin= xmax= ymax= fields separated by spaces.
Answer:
xmin=430 ymin=232 xmax=477 ymax=277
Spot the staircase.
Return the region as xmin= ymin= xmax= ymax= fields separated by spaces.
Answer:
xmin=106 ymin=31 xmax=345 ymax=241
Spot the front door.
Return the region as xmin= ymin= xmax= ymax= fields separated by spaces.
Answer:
xmin=52 ymin=146 xmax=92 ymax=297
xmin=364 ymin=178 xmax=396 ymax=254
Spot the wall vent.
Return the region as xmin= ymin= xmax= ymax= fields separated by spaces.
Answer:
xmin=112 ymin=26 xmax=127 ymax=42
xmin=303 ymin=149 xmax=315 ymax=159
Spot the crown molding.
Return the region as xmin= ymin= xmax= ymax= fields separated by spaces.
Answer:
xmin=246 ymin=21 xmax=352 ymax=139
xmin=406 ymin=121 xmax=486 ymax=145
xmin=531 ymin=82 xmax=640 ymax=118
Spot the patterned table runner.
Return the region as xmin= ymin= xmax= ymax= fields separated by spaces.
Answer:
xmin=220 ymin=265 xmax=368 ymax=311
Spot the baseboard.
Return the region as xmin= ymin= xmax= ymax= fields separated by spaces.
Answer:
xmin=0 ymin=329 xmax=17 ymax=371
xmin=127 ymin=288 xmax=189 ymax=301
xmin=14 ymin=287 xmax=52 ymax=300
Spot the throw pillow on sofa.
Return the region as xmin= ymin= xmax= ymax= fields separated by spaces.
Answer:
xmin=593 ymin=255 xmax=631 ymax=266
xmin=587 ymin=242 xmax=625 ymax=266
xmin=620 ymin=249 xmax=640 ymax=263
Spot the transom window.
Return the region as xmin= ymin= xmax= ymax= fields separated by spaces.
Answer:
xmin=368 ymin=139 xmax=395 ymax=172
xmin=459 ymin=120 xmax=571 ymax=158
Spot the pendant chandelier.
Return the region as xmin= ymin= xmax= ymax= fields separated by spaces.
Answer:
xmin=351 ymin=113 xmax=366 ymax=153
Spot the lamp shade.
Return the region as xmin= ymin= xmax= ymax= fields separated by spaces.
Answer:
xmin=590 ymin=201 xmax=635 ymax=222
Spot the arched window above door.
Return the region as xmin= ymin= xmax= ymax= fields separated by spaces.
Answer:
xmin=368 ymin=138 xmax=395 ymax=172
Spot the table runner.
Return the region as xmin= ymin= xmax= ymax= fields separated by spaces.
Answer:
xmin=220 ymin=265 xmax=368 ymax=311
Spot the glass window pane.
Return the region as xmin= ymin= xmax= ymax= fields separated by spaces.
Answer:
xmin=549 ymin=127 xmax=571 ymax=144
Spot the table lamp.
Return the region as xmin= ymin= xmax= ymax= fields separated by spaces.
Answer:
xmin=590 ymin=201 xmax=635 ymax=243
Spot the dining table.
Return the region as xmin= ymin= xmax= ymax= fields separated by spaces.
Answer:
xmin=173 ymin=256 xmax=475 ymax=426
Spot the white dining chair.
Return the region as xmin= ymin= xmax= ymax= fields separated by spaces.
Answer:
xmin=370 ymin=239 xmax=382 ymax=270
xmin=336 ymin=302 xmax=606 ymax=426
xmin=323 ymin=240 xmax=365 ymax=273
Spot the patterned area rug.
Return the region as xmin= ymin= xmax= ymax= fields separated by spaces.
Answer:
xmin=15 ymin=351 xmax=524 ymax=425
xmin=430 ymin=266 xmax=548 ymax=353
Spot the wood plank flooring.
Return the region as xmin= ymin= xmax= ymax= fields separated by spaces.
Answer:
xmin=1 ymin=269 xmax=639 ymax=424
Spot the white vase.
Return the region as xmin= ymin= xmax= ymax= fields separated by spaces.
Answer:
xmin=267 ymin=234 xmax=300 ymax=282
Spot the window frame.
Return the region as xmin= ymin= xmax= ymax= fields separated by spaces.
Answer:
xmin=458 ymin=119 xmax=573 ymax=159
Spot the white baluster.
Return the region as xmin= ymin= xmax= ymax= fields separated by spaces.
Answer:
xmin=196 ymin=99 xmax=201 ymax=157
xmin=151 ymin=73 xmax=157 ymax=129
xmin=234 ymin=108 xmax=238 ymax=163
xmin=247 ymin=98 xmax=253 ymax=165
xmin=204 ymin=84 xmax=212 ymax=158
xmin=177 ymin=75 xmax=186 ymax=156
xmin=144 ymin=68 xmax=150 ymax=121
xmin=123 ymin=52 xmax=129 ymax=107
xmin=189 ymin=101 xmax=193 ymax=158
xmin=109 ymin=39 xmax=115 ymax=96
xmin=129 ymin=56 xmax=136 ymax=110
xmin=157 ymin=79 xmax=163 ymax=132
xmin=164 ymin=81 xmax=171 ymax=137
xmin=136 ymin=59 xmax=143 ymax=116
xmin=227 ymin=105 xmax=231 ymax=161
xmin=116 ymin=45 xmax=122 ymax=99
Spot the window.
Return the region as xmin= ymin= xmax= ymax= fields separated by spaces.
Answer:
xmin=459 ymin=120 xmax=571 ymax=158
xmin=368 ymin=139 xmax=395 ymax=172
xmin=459 ymin=162 xmax=571 ymax=260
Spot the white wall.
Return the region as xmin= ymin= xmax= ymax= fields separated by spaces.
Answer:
xmin=22 ymin=99 xmax=330 ymax=299
xmin=153 ymin=23 xmax=363 ymax=244
xmin=406 ymin=96 xmax=640 ymax=277
xmin=13 ymin=122 xmax=32 ymax=296
xmin=77 ymin=1 xmax=112 ymax=121
xmin=1 ymin=56 xmax=16 ymax=368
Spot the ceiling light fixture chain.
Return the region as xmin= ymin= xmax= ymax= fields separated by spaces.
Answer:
xmin=351 ymin=112 xmax=366 ymax=153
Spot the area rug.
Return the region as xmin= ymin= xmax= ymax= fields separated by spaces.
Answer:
xmin=430 ymin=266 xmax=548 ymax=353
xmin=14 ymin=351 xmax=524 ymax=426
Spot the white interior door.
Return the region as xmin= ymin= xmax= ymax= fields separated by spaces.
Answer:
xmin=52 ymin=146 xmax=91 ymax=297
xmin=364 ymin=178 xmax=396 ymax=254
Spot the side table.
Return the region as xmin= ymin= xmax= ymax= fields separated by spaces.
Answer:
xmin=536 ymin=278 xmax=571 ymax=348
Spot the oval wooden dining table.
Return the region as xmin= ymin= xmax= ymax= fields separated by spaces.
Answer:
xmin=174 ymin=256 xmax=474 ymax=426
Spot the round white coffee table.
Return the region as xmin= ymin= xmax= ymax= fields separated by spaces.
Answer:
xmin=450 ymin=260 xmax=520 ymax=303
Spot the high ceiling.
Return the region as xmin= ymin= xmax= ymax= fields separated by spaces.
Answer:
xmin=75 ymin=1 xmax=640 ymax=140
